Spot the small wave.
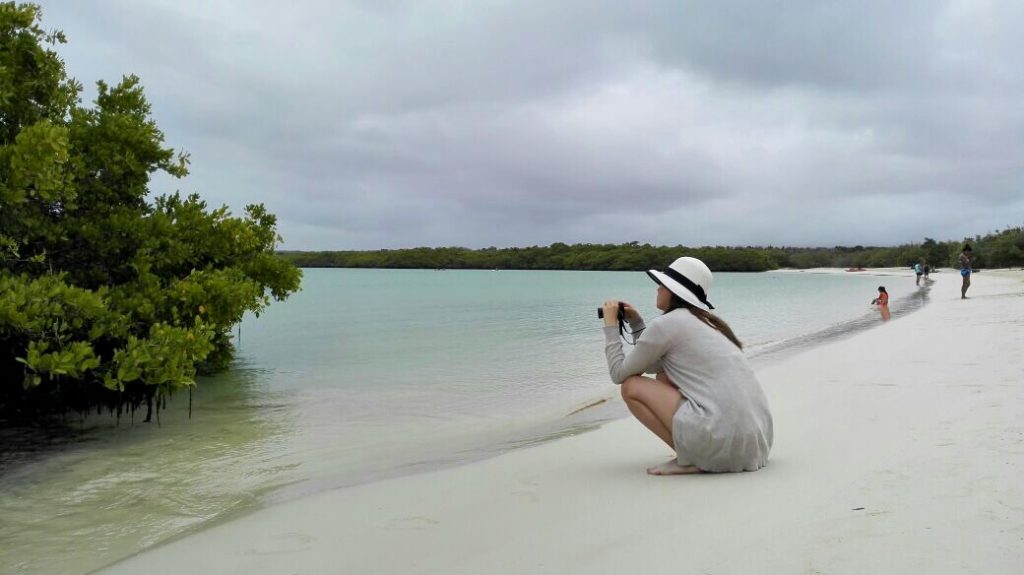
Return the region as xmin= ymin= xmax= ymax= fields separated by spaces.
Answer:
xmin=748 ymin=284 xmax=930 ymax=366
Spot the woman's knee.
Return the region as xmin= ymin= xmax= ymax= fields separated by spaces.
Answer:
xmin=620 ymin=376 xmax=647 ymax=401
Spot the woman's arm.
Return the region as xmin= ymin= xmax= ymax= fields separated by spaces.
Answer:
xmin=604 ymin=320 xmax=669 ymax=385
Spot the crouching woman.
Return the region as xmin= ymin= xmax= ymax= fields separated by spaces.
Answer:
xmin=602 ymin=257 xmax=773 ymax=475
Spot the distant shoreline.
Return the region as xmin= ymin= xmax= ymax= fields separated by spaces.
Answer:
xmin=274 ymin=229 xmax=1024 ymax=271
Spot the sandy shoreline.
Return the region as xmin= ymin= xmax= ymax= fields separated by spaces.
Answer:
xmin=100 ymin=270 xmax=1024 ymax=575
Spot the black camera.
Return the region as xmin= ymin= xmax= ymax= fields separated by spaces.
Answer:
xmin=597 ymin=301 xmax=626 ymax=320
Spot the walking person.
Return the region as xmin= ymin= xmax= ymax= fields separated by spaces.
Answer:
xmin=914 ymin=260 xmax=923 ymax=286
xmin=600 ymin=257 xmax=773 ymax=475
xmin=959 ymin=245 xmax=973 ymax=299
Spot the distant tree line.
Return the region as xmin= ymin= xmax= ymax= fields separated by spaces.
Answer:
xmin=280 ymin=228 xmax=1024 ymax=272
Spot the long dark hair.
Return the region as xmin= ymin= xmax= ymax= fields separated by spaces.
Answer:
xmin=666 ymin=295 xmax=743 ymax=350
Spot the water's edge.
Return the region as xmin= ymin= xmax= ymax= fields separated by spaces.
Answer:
xmin=89 ymin=275 xmax=932 ymax=574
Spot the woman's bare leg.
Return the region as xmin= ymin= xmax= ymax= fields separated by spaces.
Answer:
xmin=620 ymin=375 xmax=701 ymax=475
xmin=621 ymin=375 xmax=680 ymax=448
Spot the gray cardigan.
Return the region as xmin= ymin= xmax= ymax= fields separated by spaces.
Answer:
xmin=605 ymin=309 xmax=773 ymax=472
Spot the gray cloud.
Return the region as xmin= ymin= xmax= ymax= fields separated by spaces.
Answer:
xmin=43 ymin=0 xmax=1024 ymax=249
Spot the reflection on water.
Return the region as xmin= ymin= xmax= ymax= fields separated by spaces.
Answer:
xmin=0 ymin=370 xmax=622 ymax=575
xmin=0 ymin=369 xmax=295 ymax=575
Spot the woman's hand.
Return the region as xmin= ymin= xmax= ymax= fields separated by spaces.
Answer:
xmin=602 ymin=300 xmax=621 ymax=327
xmin=621 ymin=301 xmax=639 ymax=322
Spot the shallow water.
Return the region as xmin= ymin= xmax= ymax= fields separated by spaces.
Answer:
xmin=0 ymin=269 xmax=925 ymax=574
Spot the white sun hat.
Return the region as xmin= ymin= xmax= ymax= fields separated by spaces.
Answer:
xmin=646 ymin=256 xmax=715 ymax=311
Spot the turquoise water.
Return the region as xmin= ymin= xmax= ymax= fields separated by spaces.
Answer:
xmin=0 ymin=269 xmax=923 ymax=574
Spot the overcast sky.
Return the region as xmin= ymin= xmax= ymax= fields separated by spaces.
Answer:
xmin=42 ymin=1 xmax=1023 ymax=250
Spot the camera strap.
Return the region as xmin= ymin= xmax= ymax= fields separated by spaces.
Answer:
xmin=619 ymin=319 xmax=643 ymax=345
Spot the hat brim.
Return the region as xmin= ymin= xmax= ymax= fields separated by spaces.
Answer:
xmin=647 ymin=269 xmax=711 ymax=311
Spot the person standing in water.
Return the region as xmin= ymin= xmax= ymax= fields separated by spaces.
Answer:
xmin=872 ymin=285 xmax=891 ymax=321
xmin=959 ymin=245 xmax=973 ymax=299
xmin=601 ymin=256 xmax=773 ymax=475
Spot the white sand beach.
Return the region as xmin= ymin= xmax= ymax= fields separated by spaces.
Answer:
xmin=101 ymin=270 xmax=1024 ymax=575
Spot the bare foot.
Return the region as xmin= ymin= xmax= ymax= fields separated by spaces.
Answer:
xmin=646 ymin=460 xmax=702 ymax=475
